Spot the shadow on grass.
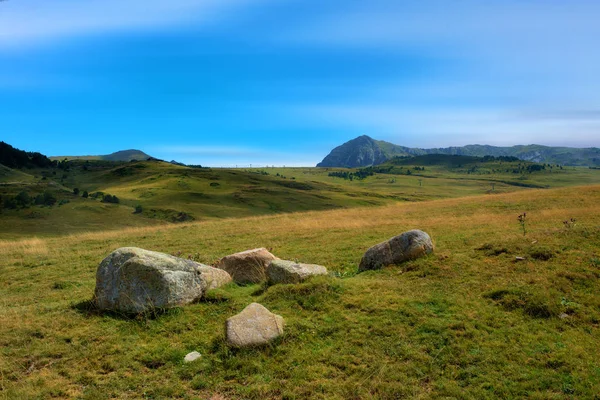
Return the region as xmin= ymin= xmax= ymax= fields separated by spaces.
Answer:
xmin=71 ymin=298 xmax=183 ymax=321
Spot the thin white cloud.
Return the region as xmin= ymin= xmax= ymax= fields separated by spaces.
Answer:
xmin=290 ymin=103 xmax=600 ymax=148
xmin=0 ymin=0 xmax=260 ymax=49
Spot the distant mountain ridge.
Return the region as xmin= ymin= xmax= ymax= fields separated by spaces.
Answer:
xmin=51 ymin=149 xmax=152 ymax=162
xmin=317 ymin=135 xmax=600 ymax=168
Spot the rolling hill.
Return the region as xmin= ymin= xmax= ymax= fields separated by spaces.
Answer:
xmin=51 ymin=149 xmax=152 ymax=162
xmin=2 ymin=142 xmax=600 ymax=239
xmin=317 ymin=135 xmax=600 ymax=167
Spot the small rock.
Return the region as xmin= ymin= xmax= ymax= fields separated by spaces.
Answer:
xmin=184 ymin=351 xmax=202 ymax=363
xmin=226 ymin=303 xmax=284 ymax=347
xmin=515 ymin=256 xmax=526 ymax=262
xmin=358 ymin=230 xmax=434 ymax=272
xmin=215 ymin=248 xmax=278 ymax=284
xmin=559 ymin=313 xmax=569 ymax=319
xmin=267 ymin=259 xmax=328 ymax=284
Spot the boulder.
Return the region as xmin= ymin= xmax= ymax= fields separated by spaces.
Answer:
xmin=197 ymin=265 xmax=232 ymax=290
xmin=358 ymin=230 xmax=434 ymax=272
xmin=95 ymin=247 xmax=218 ymax=313
xmin=226 ymin=303 xmax=284 ymax=347
xmin=267 ymin=259 xmax=328 ymax=284
xmin=215 ymin=248 xmax=278 ymax=284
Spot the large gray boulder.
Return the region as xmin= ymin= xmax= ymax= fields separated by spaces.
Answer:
xmin=215 ymin=248 xmax=278 ymax=284
xmin=95 ymin=247 xmax=229 ymax=313
xmin=267 ymin=260 xmax=328 ymax=284
xmin=358 ymin=230 xmax=434 ymax=272
xmin=226 ymin=303 xmax=284 ymax=347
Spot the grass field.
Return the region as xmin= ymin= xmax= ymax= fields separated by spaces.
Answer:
xmin=1 ymin=156 xmax=599 ymax=239
xmin=1 ymin=184 xmax=599 ymax=399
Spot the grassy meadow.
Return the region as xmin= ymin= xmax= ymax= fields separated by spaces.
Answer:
xmin=1 ymin=156 xmax=600 ymax=239
xmin=1 ymin=184 xmax=600 ymax=399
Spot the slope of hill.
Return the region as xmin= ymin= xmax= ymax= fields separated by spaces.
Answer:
xmin=0 ymin=141 xmax=55 ymax=169
xmin=51 ymin=149 xmax=152 ymax=162
xmin=1 ymin=185 xmax=599 ymax=398
xmin=318 ymin=136 xmax=600 ymax=167
xmin=3 ymin=142 xmax=600 ymax=238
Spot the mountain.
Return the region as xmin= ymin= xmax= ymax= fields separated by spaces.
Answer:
xmin=316 ymin=135 xmax=408 ymax=168
xmin=51 ymin=149 xmax=153 ymax=162
xmin=317 ymin=136 xmax=600 ymax=167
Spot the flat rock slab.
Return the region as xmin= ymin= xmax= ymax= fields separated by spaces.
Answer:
xmin=95 ymin=247 xmax=219 ymax=313
xmin=359 ymin=230 xmax=434 ymax=272
xmin=226 ymin=303 xmax=284 ymax=347
xmin=267 ymin=259 xmax=328 ymax=284
xmin=215 ymin=248 xmax=278 ymax=284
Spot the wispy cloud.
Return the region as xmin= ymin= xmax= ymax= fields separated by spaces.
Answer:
xmin=0 ymin=0 xmax=261 ymax=49
xmin=290 ymin=103 xmax=600 ymax=148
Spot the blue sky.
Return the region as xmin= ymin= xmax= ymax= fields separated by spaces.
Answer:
xmin=1 ymin=0 xmax=599 ymax=166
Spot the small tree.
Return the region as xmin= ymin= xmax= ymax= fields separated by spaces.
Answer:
xmin=82 ymin=190 xmax=89 ymax=198
xmin=43 ymin=192 xmax=57 ymax=206
xmin=134 ymin=204 xmax=143 ymax=214
xmin=73 ymin=187 xmax=80 ymax=196
xmin=15 ymin=191 xmax=31 ymax=208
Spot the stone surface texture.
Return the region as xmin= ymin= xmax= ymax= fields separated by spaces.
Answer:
xmin=95 ymin=247 xmax=214 ymax=313
xmin=358 ymin=230 xmax=434 ymax=272
xmin=226 ymin=303 xmax=284 ymax=347
xmin=267 ymin=259 xmax=328 ymax=284
xmin=197 ymin=265 xmax=232 ymax=290
xmin=215 ymin=248 xmax=278 ymax=284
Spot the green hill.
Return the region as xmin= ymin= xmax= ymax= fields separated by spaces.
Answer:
xmin=2 ymin=143 xmax=600 ymax=239
xmin=51 ymin=149 xmax=152 ymax=162
xmin=318 ymin=135 xmax=600 ymax=167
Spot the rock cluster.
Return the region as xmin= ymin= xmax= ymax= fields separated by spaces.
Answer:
xmin=95 ymin=247 xmax=231 ymax=313
xmin=93 ymin=229 xmax=432 ymax=347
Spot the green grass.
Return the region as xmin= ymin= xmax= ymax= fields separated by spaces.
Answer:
xmin=1 ymin=185 xmax=599 ymax=398
xmin=2 ymin=157 xmax=600 ymax=239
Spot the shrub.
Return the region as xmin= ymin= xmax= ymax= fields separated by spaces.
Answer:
xmin=134 ymin=204 xmax=143 ymax=214
xmin=35 ymin=192 xmax=57 ymax=206
xmin=82 ymin=190 xmax=89 ymax=198
xmin=73 ymin=188 xmax=79 ymax=195
xmin=15 ymin=191 xmax=31 ymax=208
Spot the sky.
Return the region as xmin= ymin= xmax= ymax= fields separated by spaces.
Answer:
xmin=1 ymin=0 xmax=600 ymax=167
